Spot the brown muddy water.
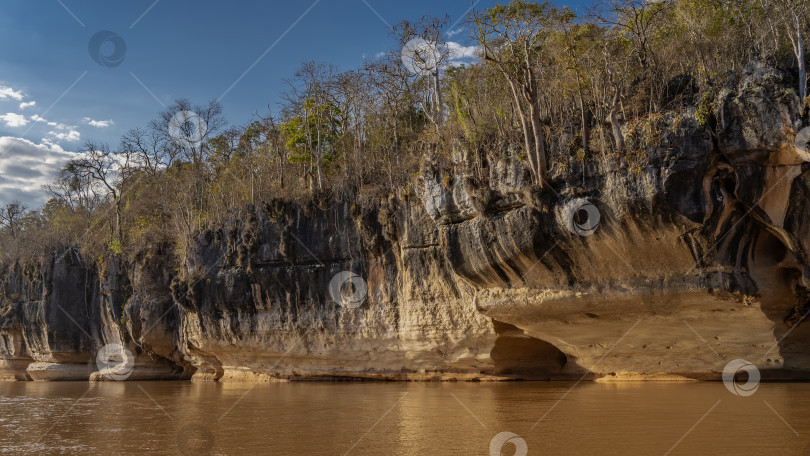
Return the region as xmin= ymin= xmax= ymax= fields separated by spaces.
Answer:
xmin=0 ymin=381 xmax=809 ymax=455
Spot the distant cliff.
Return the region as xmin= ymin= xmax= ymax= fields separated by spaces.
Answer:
xmin=2 ymin=62 xmax=809 ymax=381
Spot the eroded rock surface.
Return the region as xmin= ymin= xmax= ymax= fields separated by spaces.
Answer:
xmin=1 ymin=62 xmax=809 ymax=381
xmin=423 ymin=62 xmax=810 ymax=380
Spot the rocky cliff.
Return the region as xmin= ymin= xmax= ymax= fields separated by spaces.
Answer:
xmin=1 ymin=62 xmax=809 ymax=382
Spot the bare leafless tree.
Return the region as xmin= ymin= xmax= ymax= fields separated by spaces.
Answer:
xmin=120 ymin=127 xmax=177 ymax=176
xmin=0 ymin=201 xmax=26 ymax=239
xmin=64 ymin=141 xmax=132 ymax=249
xmin=394 ymin=15 xmax=449 ymax=137
xmin=151 ymin=99 xmax=225 ymax=166
xmin=772 ymin=0 xmax=809 ymax=101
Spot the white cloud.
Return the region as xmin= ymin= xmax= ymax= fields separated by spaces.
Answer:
xmin=83 ymin=117 xmax=114 ymax=128
xmin=47 ymin=128 xmax=81 ymax=142
xmin=25 ymin=114 xmax=81 ymax=142
xmin=447 ymin=28 xmax=465 ymax=38
xmin=0 ymin=86 xmax=24 ymax=101
xmin=447 ymin=42 xmax=480 ymax=63
xmin=0 ymin=113 xmax=29 ymax=128
xmin=19 ymin=101 xmax=35 ymax=110
xmin=43 ymin=119 xmax=74 ymax=131
xmin=0 ymin=136 xmax=76 ymax=208
xmin=40 ymin=138 xmax=63 ymax=149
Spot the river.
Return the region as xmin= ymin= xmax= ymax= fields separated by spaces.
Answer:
xmin=1 ymin=381 xmax=808 ymax=455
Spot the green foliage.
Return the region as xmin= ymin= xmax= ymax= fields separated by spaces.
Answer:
xmin=627 ymin=150 xmax=648 ymax=176
xmin=695 ymin=90 xmax=716 ymax=127
xmin=1 ymin=0 xmax=805 ymax=271
xmin=280 ymin=98 xmax=343 ymax=164
xmin=575 ymin=148 xmax=587 ymax=163
xmin=109 ymin=239 xmax=123 ymax=256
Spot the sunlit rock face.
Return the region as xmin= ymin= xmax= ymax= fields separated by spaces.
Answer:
xmin=157 ymin=199 xmax=499 ymax=382
xmin=0 ymin=62 xmax=808 ymax=381
xmin=0 ymin=250 xmax=185 ymax=381
xmin=422 ymin=62 xmax=810 ymax=380
xmin=0 ymin=200 xmax=503 ymax=382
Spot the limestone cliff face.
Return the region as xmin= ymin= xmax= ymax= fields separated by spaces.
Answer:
xmin=1 ymin=62 xmax=809 ymax=381
xmin=0 ymin=198 xmax=501 ymax=382
xmin=425 ymin=62 xmax=810 ymax=380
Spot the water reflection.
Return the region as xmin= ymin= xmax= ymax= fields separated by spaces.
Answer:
xmin=0 ymin=381 xmax=808 ymax=455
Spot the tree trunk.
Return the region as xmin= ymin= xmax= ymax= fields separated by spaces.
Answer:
xmin=355 ymin=105 xmax=363 ymax=164
xmin=394 ymin=115 xmax=401 ymax=157
xmin=503 ymin=74 xmax=537 ymax=185
xmin=114 ymin=196 xmax=123 ymax=267
xmin=433 ymin=69 xmax=443 ymax=134
xmin=798 ymin=15 xmax=807 ymax=101
xmin=315 ymin=125 xmax=324 ymax=190
xmin=277 ymin=147 xmax=285 ymax=189
xmin=578 ymin=87 xmax=590 ymax=151
xmin=605 ymin=62 xmax=626 ymax=153
xmin=529 ymin=104 xmax=548 ymax=188
xmin=609 ymin=86 xmax=625 ymax=153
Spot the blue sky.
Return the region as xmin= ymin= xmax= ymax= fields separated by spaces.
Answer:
xmin=0 ymin=0 xmax=589 ymax=207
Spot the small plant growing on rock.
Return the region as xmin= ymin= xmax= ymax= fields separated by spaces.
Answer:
xmin=109 ymin=239 xmax=123 ymax=256
xmin=441 ymin=173 xmax=453 ymax=190
xmin=695 ymin=90 xmax=716 ymax=127
xmin=627 ymin=150 xmax=648 ymax=175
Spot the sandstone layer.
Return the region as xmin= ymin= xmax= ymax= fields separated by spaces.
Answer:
xmin=1 ymin=62 xmax=809 ymax=381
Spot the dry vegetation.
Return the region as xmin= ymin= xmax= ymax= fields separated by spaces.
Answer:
xmin=1 ymin=0 xmax=808 ymax=269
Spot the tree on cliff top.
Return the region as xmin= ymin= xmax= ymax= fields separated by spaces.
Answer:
xmin=0 ymin=201 xmax=26 ymax=239
xmin=472 ymin=0 xmax=575 ymax=189
xmin=770 ymin=0 xmax=809 ymax=101
xmin=393 ymin=15 xmax=450 ymax=139
xmin=151 ymin=99 xmax=225 ymax=167
xmin=3 ymin=0 xmax=810 ymax=265
xmin=282 ymin=62 xmax=343 ymax=191
xmin=61 ymin=142 xmax=134 ymax=255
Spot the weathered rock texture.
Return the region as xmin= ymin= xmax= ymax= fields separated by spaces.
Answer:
xmin=1 ymin=62 xmax=809 ymax=381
